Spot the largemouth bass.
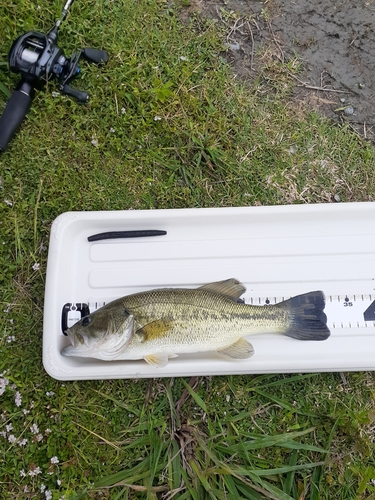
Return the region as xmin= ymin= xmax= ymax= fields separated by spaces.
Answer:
xmin=61 ymin=279 xmax=330 ymax=367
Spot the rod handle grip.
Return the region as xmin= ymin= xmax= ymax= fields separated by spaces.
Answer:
xmin=0 ymin=81 xmax=33 ymax=152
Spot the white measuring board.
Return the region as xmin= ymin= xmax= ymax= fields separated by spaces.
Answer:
xmin=43 ymin=203 xmax=375 ymax=380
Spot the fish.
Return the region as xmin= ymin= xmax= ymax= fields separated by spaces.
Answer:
xmin=61 ymin=279 xmax=330 ymax=367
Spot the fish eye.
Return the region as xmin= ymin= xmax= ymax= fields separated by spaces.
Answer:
xmin=81 ymin=316 xmax=92 ymax=327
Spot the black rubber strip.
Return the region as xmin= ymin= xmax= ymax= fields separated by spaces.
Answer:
xmin=88 ymin=230 xmax=167 ymax=242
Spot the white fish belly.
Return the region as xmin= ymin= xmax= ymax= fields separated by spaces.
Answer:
xmin=115 ymin=316 xmax=281 ymax=360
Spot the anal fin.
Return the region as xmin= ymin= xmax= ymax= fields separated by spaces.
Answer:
xmin=217 ymin=338 xmax=254 ymax=359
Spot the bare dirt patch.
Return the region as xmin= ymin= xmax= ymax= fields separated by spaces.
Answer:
xmin=184 ymin=0 xmax=375 ymax=142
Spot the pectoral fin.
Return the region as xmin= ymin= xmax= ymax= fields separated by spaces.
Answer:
xmin=217 ymin=338 xmax=254 ymax=359
xmin=144 ymin=353 xmax=169 ymax=367
xmin=136 ymin=319 xmax=174 ymax=342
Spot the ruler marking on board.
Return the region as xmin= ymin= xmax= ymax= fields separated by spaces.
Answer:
xmin=240 ymin=294 xmax=375 ymax=330
xmin=60 ymin=294 xmax=375 ymax=335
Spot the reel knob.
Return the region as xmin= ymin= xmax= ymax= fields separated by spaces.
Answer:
xmin=61 ymin=84 xmax=88 ymax=102
xmin=82 ymin=48 xmax=109 ymax=65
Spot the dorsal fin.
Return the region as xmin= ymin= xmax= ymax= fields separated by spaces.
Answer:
xmin=199 ymin=278 xmax=246 ymax=301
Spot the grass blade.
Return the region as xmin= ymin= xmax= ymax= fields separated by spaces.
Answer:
xmin=283 ymin=449 xmax=298 ymax=495
xmin=249 ymin=374 xmax=321 ymax=390
xmin=93 ymin=389 xmax=142 ymax=416
xmin=181 ymin=378 xmax=208 ymax=413
xmin=309 ymin=416 xmax=340 ymax=499
xmin=0 ymin=80 xmax=10 ymax=98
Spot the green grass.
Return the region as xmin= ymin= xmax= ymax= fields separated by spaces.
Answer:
xmin=1 ymin=0 xmax=375 ymax=499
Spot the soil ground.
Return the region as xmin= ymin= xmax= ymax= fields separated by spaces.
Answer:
xmin=183 ymin=0 xmax=375 ymax=142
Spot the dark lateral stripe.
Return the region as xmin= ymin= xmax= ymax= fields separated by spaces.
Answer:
xmin=87 ymin=230 xmax=167 ymax=242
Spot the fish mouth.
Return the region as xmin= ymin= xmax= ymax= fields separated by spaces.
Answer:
xmin=61 ymin=339 xmax=89 ymax=357
xmin=61 ymin=344 xmax=76 ymax=357
xmin=64 ymin=329 xmax=78 ymax=347
xmin=61 ymin=330 xmax=82 ymax=356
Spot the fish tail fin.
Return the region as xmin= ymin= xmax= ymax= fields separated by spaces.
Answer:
xmin=279 ymin=291 xmax=330 ymax=341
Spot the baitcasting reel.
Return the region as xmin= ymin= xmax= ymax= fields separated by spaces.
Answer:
xmin=0 ymin=0 xmax=108 ymax=152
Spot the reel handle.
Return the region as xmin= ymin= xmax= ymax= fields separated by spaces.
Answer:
xmin=61 ymin=84 xmax=88 ymax=102
xmin=0 ymin=81 xmax=34 ymax=152
xmin=82 ymin=48 xmax=108 ymax=65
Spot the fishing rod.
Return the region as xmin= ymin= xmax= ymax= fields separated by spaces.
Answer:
xmin=0 ymin=0 xmax=108 ymax=152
